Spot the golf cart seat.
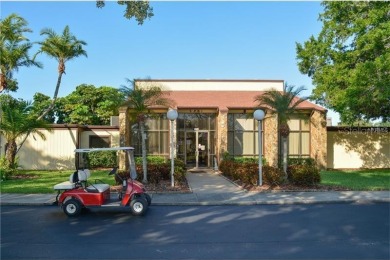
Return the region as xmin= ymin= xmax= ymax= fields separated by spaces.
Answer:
xmin=78 ymin=169 xmax=110 ymax=193
xmin=53 ymin=170 xmax=109 ymax=193
xmin=53 ymin=171 xmax=79 ymax=190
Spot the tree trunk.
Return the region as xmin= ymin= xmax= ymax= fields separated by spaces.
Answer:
xmin=0 ymin=73 xmax=6 ymax=93
xmin=38 ymin=70 xmax=63 ymax=120
xmin=140 ymin=122 xmax=148 ymax=183
xmin=16 ymin=70 xmax=63 ymax=155
xmin=282 ymin=136 xmax=288 ymax=178
xmin=5 ymin=140 xmax=17 ymax=168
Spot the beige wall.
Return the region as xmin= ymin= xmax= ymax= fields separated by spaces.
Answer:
xmin=0 ymin=127 xmax=120 ymax=170
xmin=80 ymin=130 xmax=120 ymax=148
xmin=15 ymin=129 xmax=77 ymax=170
xmin=327 ymin=128 xmax=390 ymax=169
xmin=136 ymin=80 xmax=284 ymax=92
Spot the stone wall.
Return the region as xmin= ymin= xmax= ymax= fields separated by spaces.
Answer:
xmin=310 ymin=110 xmax=327 ymax=168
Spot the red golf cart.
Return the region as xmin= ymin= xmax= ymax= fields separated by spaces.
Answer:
xmin=54 ymin=147 xmax=151 ymax=217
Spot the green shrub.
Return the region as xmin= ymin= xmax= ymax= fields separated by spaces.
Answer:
xmin=173 ymin=166 xmax=186 ymax=184
xmin=233 ymin=157 xmax=257 ymax=164
xmin=168 ymin=159 xmax=186 ymax=170
xmin=221 ymin=155 xmax=267 ymax=165
xmin=135 ymin=156 xmax=166 ymax=164
xmin=288 ymin=157 xmax=316 ymax=166
xmin=263 ymin=166 xmax=285 ymax=186
xmin=222 ymin=151 xmax=233 ymax=161
xmin=287 ymin=165 xmax=321 ymax=186
xmin=219 ymin=160 xmax=283 ymax=186
xmin=133 ymin=158 xmax=186 ymax=184
xmin=0 ymin=156 xmax=19 ymax=180
xmin=87 ymin=151 xmax=117 ymax=168
xmin=219 ymin=160 xmax=236 ymax=180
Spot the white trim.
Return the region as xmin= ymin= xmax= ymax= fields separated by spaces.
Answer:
xmin=136 ymin=80 xmax=284 ymax=92
xmin=74 ymin=147 xmax=134 ymax=153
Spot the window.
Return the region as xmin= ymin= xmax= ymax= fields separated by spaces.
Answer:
xmin=89 ymin=135 xmax=110 ymax=148
xmin=287 ymin=118 xmax=310 ymax=158
xmin=131 ymin=114 xmax=169 ymax=157
xmin=227 ymin=113 xmax=263 ymax=157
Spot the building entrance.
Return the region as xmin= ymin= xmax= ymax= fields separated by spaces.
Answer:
xmin=183 ymin=130 xmax=209 ymax=168
xmin=177 ymin=113 xmax=216 ymax=168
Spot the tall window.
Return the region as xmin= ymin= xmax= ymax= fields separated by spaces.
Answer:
xmin=288 ymin=117 xmax=310 ymax=158
xmin=130 ymin=114 xmax=169 ymax=157
xmin=227 ymin=113 xmax=263 ymax=157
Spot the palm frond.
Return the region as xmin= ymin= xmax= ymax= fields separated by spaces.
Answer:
xmin=254 ymin=83 xmax=308 ymax=124
xmin=120 ymin=79 xmax=176 ymax=122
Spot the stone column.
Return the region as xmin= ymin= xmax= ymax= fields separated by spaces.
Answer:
xmin=263 ymin=113 xmax=279 ymax=167
xmin=310 ymin=110 xmax=327 ymax=169
xmin=118 ymin=106 xmax=130 ymax=170
xmin=217 ymin=109 xmax=228 ymax=163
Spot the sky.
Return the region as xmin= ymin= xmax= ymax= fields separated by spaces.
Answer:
xmin=1 ymin=1 xmax=340 ymax=123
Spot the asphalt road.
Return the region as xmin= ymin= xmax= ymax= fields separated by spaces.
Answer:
xmin=1 ymin=203 xmax=389 ymax=260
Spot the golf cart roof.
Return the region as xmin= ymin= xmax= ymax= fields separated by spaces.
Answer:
xmin=74 ymin=147 xmax=134 ymax=153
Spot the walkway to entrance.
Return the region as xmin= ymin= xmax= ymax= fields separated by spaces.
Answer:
xmin=184 ymin=168 xmax=255 ymax=204
xmin=186 ymin=168 xmax=243 ymax=194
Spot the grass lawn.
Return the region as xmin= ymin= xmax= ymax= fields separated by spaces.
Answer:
xmin=1 ymin=168 xmax=389 ymax=193
xmin=0 ymin=169 xmax=117 ymax=194
xmin=321 ymin=169 xmax=390 ymax=191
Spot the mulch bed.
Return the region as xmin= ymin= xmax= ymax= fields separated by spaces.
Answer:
xmin=232 ymin=180 xmax=350 ymax=192
xmin=144 ymin=180 xmax=191 ymax=193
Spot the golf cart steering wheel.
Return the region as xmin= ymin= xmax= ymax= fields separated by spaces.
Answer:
xmin=108 ymin=167 xmax=118 ymax=175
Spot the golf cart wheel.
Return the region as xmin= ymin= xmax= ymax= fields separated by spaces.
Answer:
xmin=130 ymin=197 xmax=148 ymax=216
xmin=144 ymin=193 xmax=152 ymax=206
xmin=63 ymin=199 xmax=82 ymax=217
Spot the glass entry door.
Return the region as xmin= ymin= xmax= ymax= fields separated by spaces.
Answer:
xmin=184 ymin=130 xmax=209 ymax=168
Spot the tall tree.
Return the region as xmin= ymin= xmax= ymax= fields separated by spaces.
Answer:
xmin=0 ymin=96 xmax=51 ymax=168
xmin=96 ymin=1 xmax=154 ymax=25
xmin=296 ymin=1 xmax=390 ymax=124
xmin=120 ymin=79 xmax=174 ymax=183
xmin=0 ymin=13 xmax=42 ymax=93
xmin=254 ymin=84 xmax=308 ymax=175
xmin=60 ymin=84 xmax=125 ymax=125
xmin=36 ymin=25 xmax=87 ymax=120
xmin=31 ymin=93 xmax=56 ymax=123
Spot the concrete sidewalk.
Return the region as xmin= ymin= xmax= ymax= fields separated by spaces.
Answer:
xmin=1 ymin=169 xmax=389 ymax=206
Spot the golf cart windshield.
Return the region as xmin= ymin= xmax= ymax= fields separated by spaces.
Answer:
xmin=74 ymin=147 xmax=137 ymax=180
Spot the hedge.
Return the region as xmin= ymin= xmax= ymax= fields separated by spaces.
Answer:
xmin=287 ymin=165 xmax=321 ymax=186
xmin=219 ymin=160 xmax=284 ymax=187
xmin=116 ymin=157 xmax=186 ymax=185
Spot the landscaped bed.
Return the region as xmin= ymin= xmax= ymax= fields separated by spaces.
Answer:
xmin=1 ymin=168 xmax=389 ymax=194
xmin=226 ymin=168 xmax=390 ymax=192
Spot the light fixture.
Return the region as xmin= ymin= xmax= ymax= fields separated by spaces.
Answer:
xmin=167 ymin=109 xmax=178 ymax=187
xmin=253 ymin=109 xmax=265 ymax=186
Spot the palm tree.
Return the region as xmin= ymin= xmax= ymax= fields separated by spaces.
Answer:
xmin=36 ymin=25 xmax=87 ymax=120
xmin=254 ymin=83 xmax=308 ymax=175
xmin=120 ymin=79 xmax=175 ymax=183
xmin=0 ymin=13 xmax=42 ymax=93
xmin=0 ymin=98 xmax=51 ymax=168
